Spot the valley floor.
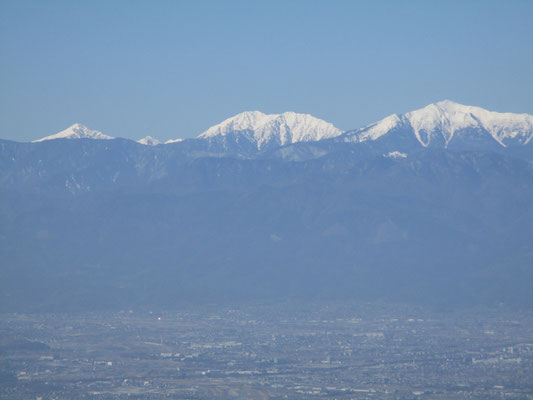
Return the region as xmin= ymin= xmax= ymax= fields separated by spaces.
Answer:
xmin=1 ymin=301 xmax=532 ymax=399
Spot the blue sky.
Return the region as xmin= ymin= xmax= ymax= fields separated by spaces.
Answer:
xmin=1 ymin=0 xmax=532 ymax=142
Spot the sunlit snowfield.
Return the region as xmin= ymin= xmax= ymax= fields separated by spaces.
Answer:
xmin=2 ymin=302 xmax=532 ymax=400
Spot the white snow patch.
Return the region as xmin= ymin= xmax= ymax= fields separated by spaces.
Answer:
xmin=384 ymin=151 xmax=407 ymax=159
xmin=165 ymin=138 xmax=184 ymax=144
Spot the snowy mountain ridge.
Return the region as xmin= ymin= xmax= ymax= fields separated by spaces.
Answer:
xmin=165 ymin=138 xmax=184 ymax=144
xmin=197 ymin=111 xmax=343 ymax=149
xmin=346 ymin=100 xmax=533 ymax=148
xmin=33 ymin=123 xmax=114 ymax=142
xmin=137 ymin=136 xmax=160 ymax=146
xmin=29 ymin=102 xmax=533 ymax=151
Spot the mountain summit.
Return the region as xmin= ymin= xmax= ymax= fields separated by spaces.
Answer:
xmin=197 ymin=111 xmax=343 ymax=149
xmin=33 ymin=123 xmax=114 ymax=142
xmin=344 ymin=100 xmax=533 ymax=149
xmin=137 ymin=136 xmax=160 ymax=146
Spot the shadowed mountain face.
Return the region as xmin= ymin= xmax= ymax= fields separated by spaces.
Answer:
xmin=1 ymin=102 xmax=532 ymax=312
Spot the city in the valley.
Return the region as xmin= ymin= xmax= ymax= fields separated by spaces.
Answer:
xmin=2 ymin=302 xmax=532 ymax=400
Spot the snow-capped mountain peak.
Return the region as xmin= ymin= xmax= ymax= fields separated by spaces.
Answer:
xmin=137 ymin=136 xmax=160 ymax=146
xmin=33 ymin=123 xmax=114 ymax=142
xmin=406 ymin=100 xmax=533 ymax=147
xmin=352 ymin=114 xmax=405 ymax=143
xmin=346 ymin=100 xmax=533 ymax=148
xmin=199 ymin=111 xmax=270 ymax=138
xmin=198 ymin=111 xmax=343 ymax=149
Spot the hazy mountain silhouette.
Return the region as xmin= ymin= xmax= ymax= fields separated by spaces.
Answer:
xmin=1 ymin=102 xmax=532 ymax=311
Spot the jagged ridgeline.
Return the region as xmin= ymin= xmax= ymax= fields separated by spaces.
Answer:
xmin=1 ymin=101 xmax=532 ymax=311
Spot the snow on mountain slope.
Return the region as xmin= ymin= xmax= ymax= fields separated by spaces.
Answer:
xmin=165 ymin=138 xmax=184 ymax=144
xmin=137 ymin=136 xmax=160 ymax=145
xmin=352 ymin=114 xmax=407 ymax=143
xmin=198 ymin=111 xmax=343 ymax=149
xmin=27 ymin=102 xmax=532 ymax=153
xmin=33 ymin=123 xmax=114 ymax=142
xmin=406 ymin=100 xmax=533 ymax=147
xmin=345 ymin=100 xmax=533 ymax=148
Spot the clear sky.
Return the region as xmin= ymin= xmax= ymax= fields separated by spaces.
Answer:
xmin=1 ymin=0 xmax=532 ymax=142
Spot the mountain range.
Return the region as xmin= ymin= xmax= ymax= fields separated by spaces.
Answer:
xmin=1 ymin=101 xmax=532 ymax=312
xmin=30 ymin=100 xmax=533 ymax=152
